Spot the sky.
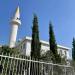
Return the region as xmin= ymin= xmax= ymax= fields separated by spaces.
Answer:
xmin=0 ymin=0 xmax=75 ymax=55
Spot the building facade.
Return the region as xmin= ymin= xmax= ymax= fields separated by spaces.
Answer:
xmin=16 ymin=36 xmax=70 ymax=60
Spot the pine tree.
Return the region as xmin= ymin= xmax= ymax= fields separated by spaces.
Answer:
xmin=31 ymin=14 xmax=41 ymax=60
xmin=49 ymin=22 xmax=61 ymax=63
xmin=72 ymin=38 xmax=75 ymax=60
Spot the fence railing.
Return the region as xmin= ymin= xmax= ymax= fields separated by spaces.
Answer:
xmin=0 ymin=53 xmax=74 ymax=75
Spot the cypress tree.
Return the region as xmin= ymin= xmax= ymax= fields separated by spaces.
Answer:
xmin=72 ymin=38 xmax=75 ymax=71
xmin=30 ymin=15 xmax=41 ymax=75
xmin=31 ymin=14 xmax=41 ymax=60
xmin=49 ymin=22 xmax=61 ymax=63
xmin=72 ymin=38 xmax=75 ymax=60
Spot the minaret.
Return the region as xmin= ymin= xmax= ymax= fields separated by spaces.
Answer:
xmin=9 ymin=6 xmax=21 ymax=48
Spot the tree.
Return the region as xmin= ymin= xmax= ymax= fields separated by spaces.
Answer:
xmin=0 ymin=45 xmax=20 ymax=74
xmin=30 ymin=15 xmax=41 ymax=75
xmin=31 ymin=14 xmax=41 ymax=60
xmin=72 ymin=38 xmax=75 ymax=72
xmin=49 ymin=22 xmax=61 ymax=63
xmin=40 ymin=50 xmax=55 ymax=63
xmin=0 ymin=45 xmax=19 ymax=55
xmin=72 ymin=38 xmax=75 ymax=60
xmin=70 ymin=60 xmax=75 ymax=72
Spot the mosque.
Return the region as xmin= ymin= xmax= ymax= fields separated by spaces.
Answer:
xmin=9 ymin=6 xmax=70 ymax=60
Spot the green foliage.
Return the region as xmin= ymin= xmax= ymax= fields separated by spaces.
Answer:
xmin=72 ymin=38 xmax=75 ymax=60
xmin=40 ymin=50 xmax=55 ymax=62
xmin=49 ymin=22 xmax=61 ymax=64
xmin=0 ymin=45 xmax=20 ymax=55
xmin=0 ymin=45 xmax=20 ymax=74
xmin=53 ymin=65 xmax=63 ymax=75
xmin=30 ymin=14 xmax=41 ymax=75
xmin=31 ymin=14 xmax=41 ymax=60
xmin=49 ymin=23 xmax=57 ymax=54
xmin=72 ymin=38 xmax=75 ymax=71
xmin=70 ymin=60 xmax=75 ymax=71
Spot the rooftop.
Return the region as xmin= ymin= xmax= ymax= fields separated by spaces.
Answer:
xmin=17 ymin=36 xmax=71 ymax=50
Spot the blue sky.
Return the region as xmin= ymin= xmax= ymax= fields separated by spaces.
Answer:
xmin=0 ymin=0 xmax=75 ymax=50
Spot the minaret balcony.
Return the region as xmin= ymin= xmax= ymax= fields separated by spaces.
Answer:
xmin=11 ymin=19 xmax=21 ymax=25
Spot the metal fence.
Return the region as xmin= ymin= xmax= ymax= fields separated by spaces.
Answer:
xmin=0 ymin=53 xmax=74 ymax=75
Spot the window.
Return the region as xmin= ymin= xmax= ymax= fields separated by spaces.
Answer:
xmin=64 ymin=51 xmax=66 ymax=56
xmin=59 ymin=50 xmax=62 ymax=56
xmin=21 ymin=45 xmax=22 ymax=49
xmin=23 ymin=43 xmax=26 ymax=49
xmin=65 ymin=51 xmax=66 ymax=55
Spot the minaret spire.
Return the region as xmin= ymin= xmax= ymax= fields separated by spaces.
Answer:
xmin=12 ymin=6 xmax=21 ymax=25
xmin=14 ymin=6 xmax=20 ymax=20
xmin=9 ymin=6 xmax=21 ymax=48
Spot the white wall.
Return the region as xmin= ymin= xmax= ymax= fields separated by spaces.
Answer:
xmin=16 ymin=38 xmax=69 ymax=59
xmin=26 ymin=40 xmax=31 ymax=56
